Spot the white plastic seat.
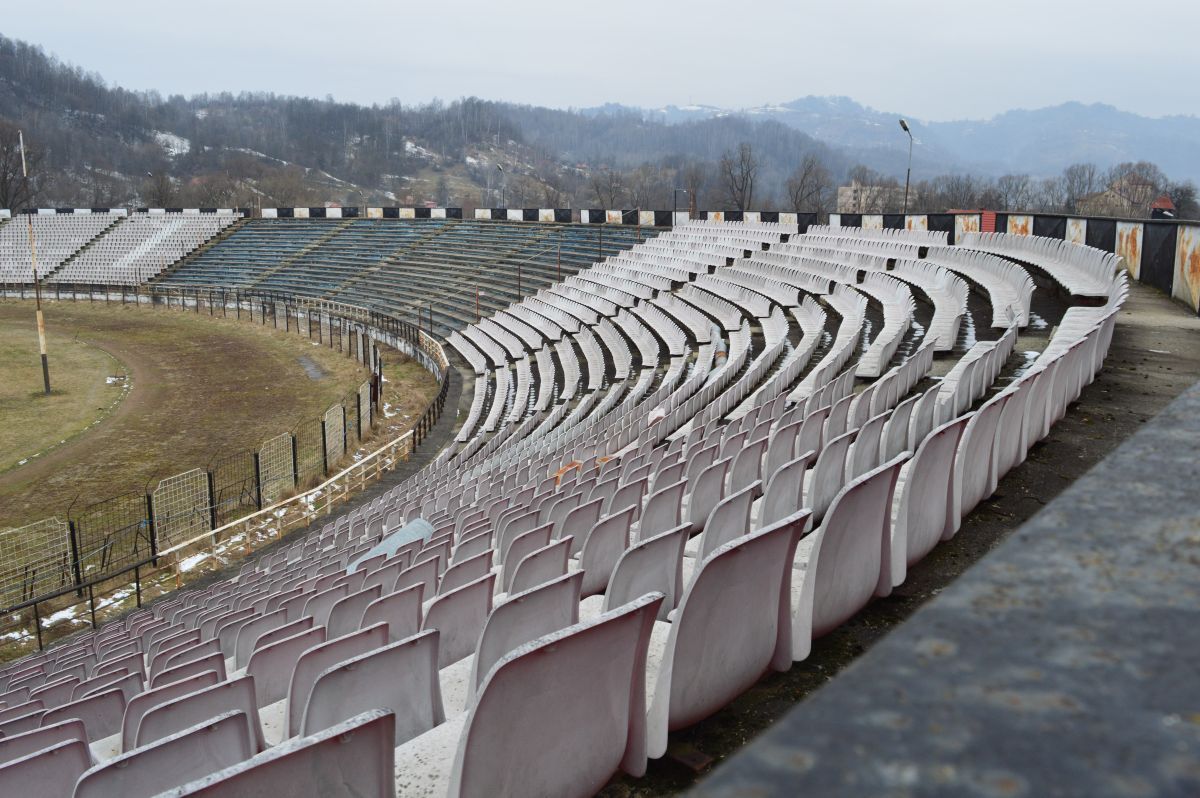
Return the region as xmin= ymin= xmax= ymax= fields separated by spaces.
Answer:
xmin=150 ymin=652 xmax=225 ymax=689
xmin=804 ymin=429 xmax=855 ymax=521
xmin=955 ymin=390 xmax=1011 ymax=522
xmin=645 ymin=511 xmax=808 ymax=759
xmin=0 ymin=718 xmax=89 ymax=768
xmin=636 ymin=479 xmax=687 ymax=541
xmin=499 ymin=524 xmax=552 ymax=591
xmin=246 ymin=626 xmax=328 ymax=708
xmin=889 ymin=416 xmax=970 ymax=590
xmin=505 ymin=537 xmax=572 ymax=596
xmin=583 ymin=525 xmax=688 ymax=622
xmin=0 ymin=738 xmax=92 ymax=797
xmin=440 ymin=551 xmax=493 ymax=596
xmin=136 ymin=675 xmax=264 ymax=754
xmin=121 ymin=671 xmax=221 ymax=753
xmin=575 ymin=506 xmax=636 ymax=597
xmin=76 ymin=710 xmax=254 ymax=798
xmin=281 ymin=623 xmax=391 ymax=739
xmin=756 ymin=449 xmax=818 ymax=531
xmin=325 ymin=585 xmax=384 ymax=639
xmin=362 ymin=584 xmax=424 ymax=643
xmin=791 ymin=454 xmax=909 ymax=661
xmin=165 ymin=710 xmax=395 ymax=798
xmin=728 ymin=438 xmax=767 ymax=496
xmin=301 ymin=629 xmax=444 ymax=745
xmin=682 ymin=456 xmax=730 ymax=534
xmin=40 ymin=688 xmax=125 ymax=743
xmin=423 ymin=574 xmax=496 ymax=668
xmin=683 ymin=481 xmax=759 ymax=565
xmin=392 ymin=593 xmax=664 ymax=798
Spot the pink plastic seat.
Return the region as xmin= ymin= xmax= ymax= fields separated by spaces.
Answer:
xmin=422 ymin=574 xmax=495 ymax=668
xmin=0 ymin=738 xmax=92 ymax=796
xmin=362 ymin=584 xmax=424 ymax=644
xmin=136 ymin=674 xmax=264 ymax=753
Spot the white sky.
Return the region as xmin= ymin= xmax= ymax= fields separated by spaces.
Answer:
xmin=4 ymin=0 xmax=1197 ymax=121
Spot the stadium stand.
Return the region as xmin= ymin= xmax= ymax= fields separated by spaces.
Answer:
xmin=0 ymin=215 xmax=1128 ymax=797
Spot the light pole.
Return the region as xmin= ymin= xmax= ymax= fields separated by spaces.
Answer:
xmin=20 ymin=131 xmax=50 ymax=394
xmin=899 ymin=119 xmax=914 ymax=215
xmin=496 ymin=164 xmax=506 ymax=208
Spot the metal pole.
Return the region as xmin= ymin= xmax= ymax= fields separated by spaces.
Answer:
xmin=19 ymin=131 xmax=50 ymax=394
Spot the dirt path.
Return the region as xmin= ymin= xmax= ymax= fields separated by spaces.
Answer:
xmin=600 ymin=281 xmax=1200 ymax=796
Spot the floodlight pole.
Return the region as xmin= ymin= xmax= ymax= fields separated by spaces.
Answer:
xmin=674 ymin=188 xmax=688 ymax=228
xmin=900 ymin=119 xmax=914 ymax=216
xmin=20 ymin=130 xmax=50 ymax=394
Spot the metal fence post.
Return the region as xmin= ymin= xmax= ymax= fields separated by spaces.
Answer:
xmin=290 ymin=434 xmax=299 ymax=489
xmin=320 ymin=420 xmax=329 ymax=476
xmin=206 ymin=470 xmax=218 ymax=531
xmin=67 ymin=520 xmax=84 ymax=598
xmin=252 ymin=451 xmax=263 ymax=509
xmin=146 ymin=493 xmax=158 ymax=566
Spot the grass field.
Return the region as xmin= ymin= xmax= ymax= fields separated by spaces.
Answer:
xmin=0 ymin=299 xmax=418 ymax=529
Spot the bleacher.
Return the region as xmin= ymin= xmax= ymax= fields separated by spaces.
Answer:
xmin=0 ymin=217 xmax=1128 ymax=798
xmin=0 ymin=212 xmax=122 ymax=283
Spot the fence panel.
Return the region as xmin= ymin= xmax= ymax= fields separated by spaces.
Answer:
xmin=324 ymin=404 xmax=346 ymax=464
xmin=294 ymin=418 xmax=326 ymax=483
xmin=0 ymin=519 xmax=73 ymax=608
xmin=152 ymin=469 xmax=211 ymax=548
xmin=358 ymin=380 xmax=372 ymax=438
xmin=258 ymin=432 xmax=294 ymax=505
xmin=72 ymin=493 xmax=152 ymax=578
xmin=210 ymin=450 xmax=259 ymax=526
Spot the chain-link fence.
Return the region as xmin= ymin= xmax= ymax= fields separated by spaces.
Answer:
xmin=0 ymin=288 xmax=450 ymax=644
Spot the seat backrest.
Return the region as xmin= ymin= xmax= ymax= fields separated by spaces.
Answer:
xmin=845 ymin=411 xmax=888 ymax=482
xmin=823 ymin=393 xmax=853 ymax=440
xmin=362 ymin=583 xmax=424 ymax=644
xmin=728 ymin=438 xmax=767 ymax=496
xmin=301 ymin=584 xmax=350 ymax=627
xmin=447 ymin=593 xmax=664 ymax=798
xmin=150 ymin=651 xmax=226 ymax=689
xmin=28 ymin=676 xmax=78 ymax=710
xmin=758 ymin=450 xmax=817 ymax=531
xmin=121 ymin=670 xmax=221 ymax=752
xmin=422 ymin=573 xmax=496 ymax=668
xmin=907 ymin=385 xmax=941 ymax=450
xmin=246 ymin=626 xmax=328 ymax=708
xmin=40 ymin=687 xmax=125 ymax=742
xmin=137 ymin=674 xmax=264 ymax=753
xmin=602 ymin=524 xmax=689 ymax=620
xmin=881 ymin=393 xmax=919 ymax=462
xmin=78 ymin=670 xmax=141 ymax=703
xmin=685 ymin=457 xmax=731 ymax=534
xmin=956 ymin=390 xmax=1010 ymax=519
xmin=638 ymin=479 xmax=687 ymax=542
xmin=578 ymin=505 xmax=636 ymax=598
xmin=393 ymin=557 xmax=440 ymax=598
xmin=77 ymin=710 xmax=254 ymax=798
xmin=646 ymin=510 xmax=808 ymax=759
xmin=286 ymin=624 xmax=390 ymax=738
xmin=695 ymin=481 xmax=759 ymax=564
xmin=0 ymin=718 xmax=88 ymax=768
xmin=764 ymin=419 xmax=803 ymax=482
xmin=796 ymin=405 xmax=830 ymax=459
xmin=450 ymin=529 xmax=491 ymax=564
xmin=809 ymin=429 xmax=855 ymax=521
xmin=682 ymin=443 xmax=719 ymax=487
xmin=507 ymin=536 xmax=572 ymax=596
xmin=500 ymin=523 xmax=552 ymax=586
xmin=607 ymin=476 xmax=647 ymax=517
xmin=893 ymin=416 xmax=970 ymax=589
xmin=301 ymin=630 xmax=444 ymax=746
xmin=470 ymin=572 xmax=584 ymax=695
xmin=163 ymin=710 xmax=395 ymax=798
xmin=0 ymin=738 xmax=92 ymax=797
xmin=801 ymin=455 xmax=907 ymax=649
xmin=326 ymin=585 xmax=384 ymax=639
xmin=440 ymin=550 xmax=493 ymax=596
xmin=558 ymin=497 xmax=604 ymax=554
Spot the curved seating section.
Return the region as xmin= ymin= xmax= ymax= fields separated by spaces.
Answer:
xmin=0 ymin=220 xmax=1131 ymax=798
xmin=957 ymin=231 xmax=1120 ymax=298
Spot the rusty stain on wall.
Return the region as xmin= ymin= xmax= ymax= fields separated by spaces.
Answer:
xmin=1172 ymin=225 xmax=1200 ymax=312
xmin=539 ymin=209 xmax=555 ymax=223
xmin=955 ymin=214 xmax=981 ymax=240
xmin=1007 ymin=215 xmax=1032 ymax=236
xmin=906 ymin=215 xmax=928 ymax=231
xmin=1066 ymin=218 xmax=1086 ymax=245
xmin=863 ymin=214 xmax=884 ymax=230
xmin=1116 ymin=221 xmax=1142 ymax=279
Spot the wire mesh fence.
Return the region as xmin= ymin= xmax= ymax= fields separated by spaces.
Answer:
xmin=0 ymin=288 xmax=450 ymax=644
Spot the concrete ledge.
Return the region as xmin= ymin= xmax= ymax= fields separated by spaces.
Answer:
xmin=694 ymin=379 xmax=1200 ymax=797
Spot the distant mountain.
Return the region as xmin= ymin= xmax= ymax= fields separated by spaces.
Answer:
xmin=594 ymin=97 xmax=1200 ymax=183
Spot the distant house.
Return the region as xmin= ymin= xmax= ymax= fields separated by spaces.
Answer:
xmin=1150 ymin=194 xmax=1177 ymax=219
xmin=836 ymin=180 xmax=911 ymax=213
xmin=1076 ymin=173 xmax=1160 ymax=217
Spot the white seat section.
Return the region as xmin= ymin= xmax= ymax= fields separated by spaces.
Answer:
xmin=645 ymin=511 xmax=808 ymax=759
xmin=575 ymin=505 xmax=637 ymax=597
xmin=393 ymin=593 xmax=664 ymax=798
xmin=792 ymin=454 xmax=909 ymax=661
xmin=75 ymin=710 xmax=255 ymax=798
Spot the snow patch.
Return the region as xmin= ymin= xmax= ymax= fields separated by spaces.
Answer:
xmin=154 ymin=131 xmax=192 ymax=157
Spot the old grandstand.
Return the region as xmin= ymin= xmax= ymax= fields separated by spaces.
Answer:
xmin=0 ymin=206 xmax=1195 ymax=797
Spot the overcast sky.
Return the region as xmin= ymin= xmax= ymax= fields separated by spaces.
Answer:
xmin=4 ymin=0 xmax=1197 ymax=121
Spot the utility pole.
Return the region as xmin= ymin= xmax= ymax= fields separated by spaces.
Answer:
xmin=899 ymin=119 xmax=914 ymax=216
xmin=20 ymin=131 xmax=50 ymax=394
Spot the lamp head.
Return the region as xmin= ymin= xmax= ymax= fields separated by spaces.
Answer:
xmin=899 ymin=119 xmax=910 ymax=133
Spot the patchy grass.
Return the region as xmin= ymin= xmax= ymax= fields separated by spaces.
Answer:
xmin=0 ymin=300 xmax=371 ymax=529
xmin=0 ymin=310 xmax=127 ymax=474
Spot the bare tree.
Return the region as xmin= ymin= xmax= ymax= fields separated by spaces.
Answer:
xmin=1035 ymin=176 xmax=1068 ymax=213
xmin=786 ymin=153 xmax=834 ymax=217
xmin=719 ymin=143 xmax=757 ymax=211
xmin=0 ymin=121 xmax=42 ymax=209
xmin=996 ymin=173 xmax=1034 ymax=211
xmin=590 ymin=168 xmax=624 ymax=208
xmin=142 ymin=171 xmax=177 ymax=207
xmin=1061 ymin=162 xmax=1099 ymax=213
